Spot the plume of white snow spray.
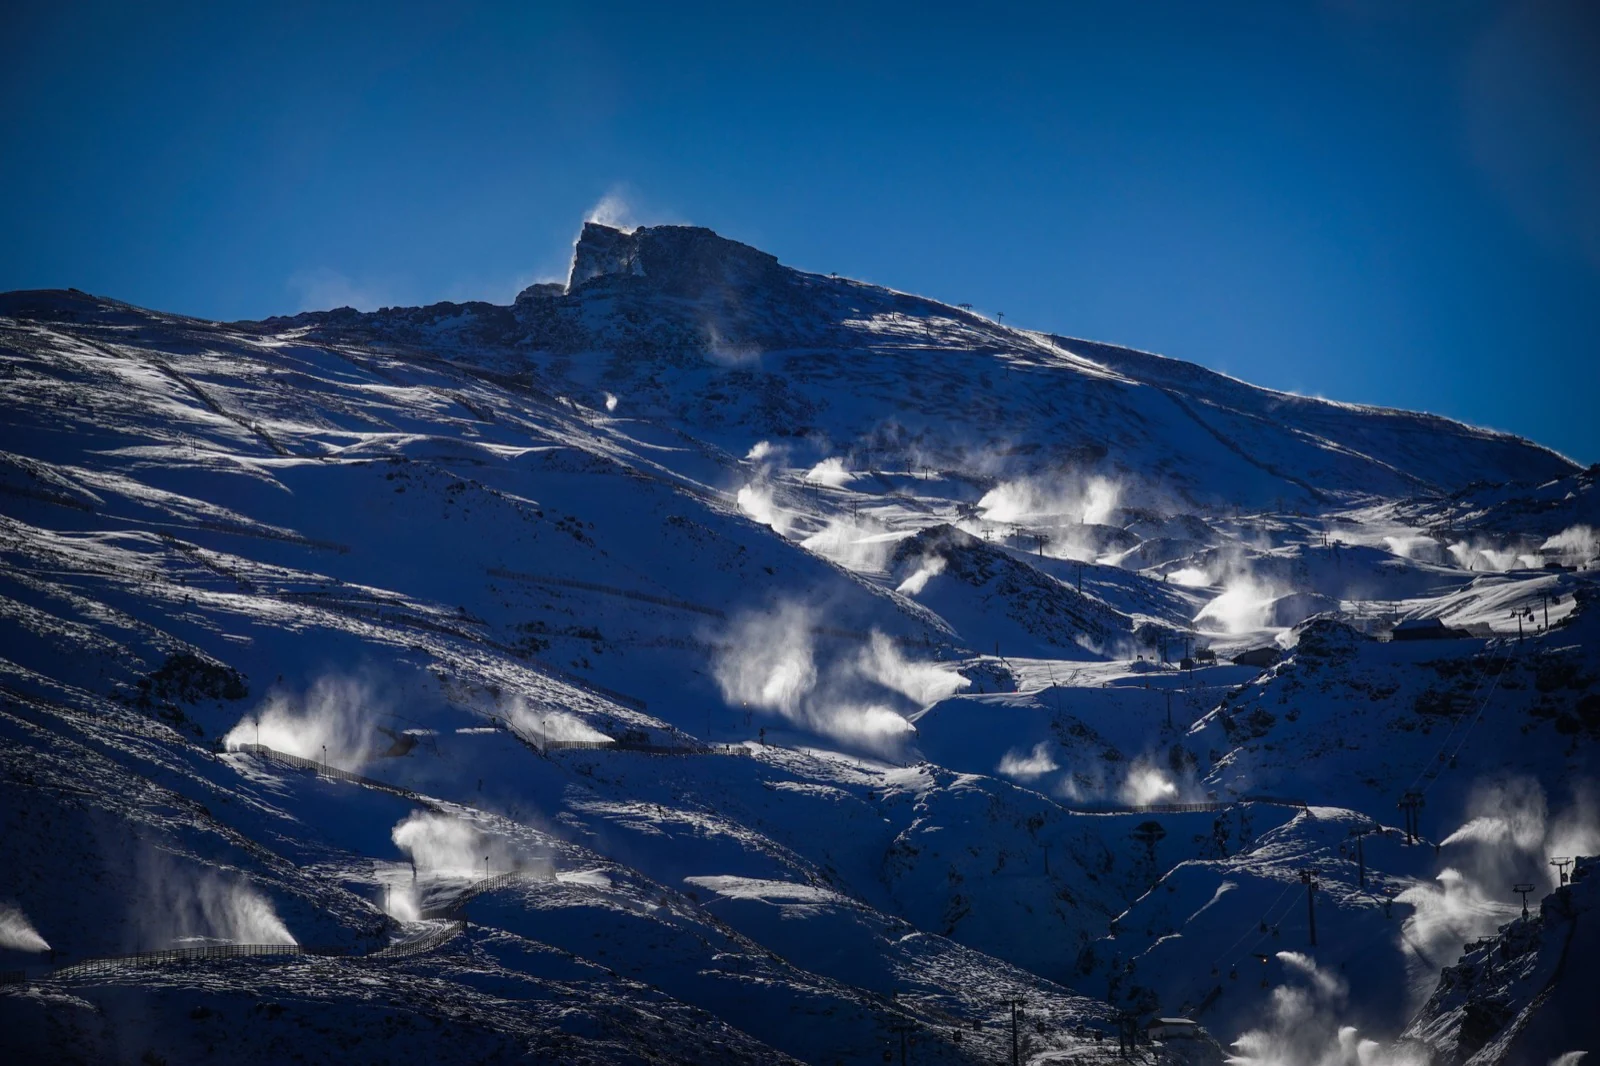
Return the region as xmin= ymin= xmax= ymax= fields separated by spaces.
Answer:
xmin=586 ymin=189 xmax=637 ymax=232
xmin=1541 ymin=524 xmax=1599 ymax=568
xmin=711 ymin=602 xmax=965 ymax=754
xmin=1447 ymin=537 xmax=1542 ymax=572
xmin=805 ymin=457 xmax=853 ymax=488
xmin=997 ymin=742 xmax=1058 ymax=780
xmin=737 ymin=485 xmax=789 ymax=532
xmin=802 ymin=516 xmax=901 ymax=573
xmin=0 ymin=903 xmax=50 ymax=952
xmin=603 ymin=392 xmax=619 ymax=412
xmin=393 ymin=812 xmax=487 ymax=878
xmin=383 ymin=812 xmax=541 ymax=919
xmin=1168 ymin=565 xmax=1213 ymax=588
xmin=137 ymin=858 xmax=296 ymax=946
xmin=504 ymin=699 xmax=612 ymax=745
xmin=1398 ymin=777 xmax=1600 ymax=1007
xmin=1196 ymin=576 xmax=1280 ymax=634
xmin=224 ymin=675 xmax=384 ymax=768
xmin=977 ymin=474 xmax=1121 ymax=527
xmin=1382 ymin=535 xmax=1445 ymax=565
xmin=1227 ymin=951 xmax=1428 ymax=1065
xmin=737 ymin=441 xmax=792 ymax=534
xmin=896 ymin=553 xmax=947 ymax=595
xmin=855 ymin=631 xmax=967 ymax=706
xmin=1118 ymin=758 xmax=1182 ymax=805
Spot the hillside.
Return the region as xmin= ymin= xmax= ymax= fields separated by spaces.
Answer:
xmin=0 ymin=221 xmax=1594 ymax=1065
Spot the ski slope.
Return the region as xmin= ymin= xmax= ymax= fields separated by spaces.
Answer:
xmin=1 ymin=223 xmax=1595 ymax=1065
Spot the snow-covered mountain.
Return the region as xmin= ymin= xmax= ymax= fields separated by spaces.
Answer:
xmin=1 ymin=221 xmax=1595 ymax=1065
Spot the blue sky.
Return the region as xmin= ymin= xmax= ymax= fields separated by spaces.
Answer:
xmin=3 ymin=1 xmax=1597 ymax=462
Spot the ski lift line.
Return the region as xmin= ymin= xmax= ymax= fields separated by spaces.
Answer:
xmin=1404 ymin=639 xmax=1501 ymax=792
xmin=1438 ymin=634 xmax=1522 ymax=771
xmin=1170 ymin=879 xmax=1300 ymax=1017
xmin=1404 ymin=637 xmax=1510 ymax=797
xmin=1204 ymin=880 xmax=1298 ymax=973
xmin=1241 ymin=884 xmax=1309 ymax=959
xmin=1424 ymin=638 xmax=1515 ymax=797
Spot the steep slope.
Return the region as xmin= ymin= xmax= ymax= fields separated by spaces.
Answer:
xmin=1404 ymin=856 xmax=1599 ymax=1065
xmin=0 ymin=221 xmax=1593 ymax=1064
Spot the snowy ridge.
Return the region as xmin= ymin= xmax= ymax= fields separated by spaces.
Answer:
xmin=0 ymin=224 xmax=1595 ymax=1065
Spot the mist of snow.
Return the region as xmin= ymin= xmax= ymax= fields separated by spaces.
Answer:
xmin=805 ymin=457 xmax=852 ymax=488
xmin=0 ymin=903 xmax=50 ymax=952
xmin=737 ymin=440 xmax=792 ymax=533
xmin=801 ymin=516 xmax=899 ymax=573
xmin=1447 ymin=536 xmax=1541 ymax=572
xmin=711 ymin=602 xmax=966 ymax=753
xmin=391 ymin=811 xmax=524 ymax=882
xmin=895 ymin=552 xmax=946 ymax=595
xmin=138 ymin=858 xmax=296 ymax=946
xmin=585 ymin=189 xmax=637 ymax=233
xmin=1118 ymin=759 xmax=1182 ymax=805
xmin=505 ymin=700 xmax=612 ymax=745
xmin=1196 ymin=576 xmax=1280 ymax=634
xmin=223 ymin=675 xmax=383 ymax=768
xmin=1398 ymin=777 xmax=1600 ymax=1006
xmin=1541 ymin=524 xmax=1599 ymax=568
xmin=1383 ymin=534 xmax=1444 ymax=565
xmin=705 ymin=323 xmax=762 ymax=367
xmin=1227 ymin=951 xmax=1428 ymax=1066
xmin=976 ymin=474 xmax=1121 ymax=526
xmin=997 ymin=742 xmax=1058 ymax=780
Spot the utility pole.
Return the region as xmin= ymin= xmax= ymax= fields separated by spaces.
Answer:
xmin=1514 ymin=882 xmax=1537 ymax=921
xmin=1550 ymin=856 xmax=1573 ymax=886
xmin=993 ymin=997 xmax=1026 ymax=1066
xmin=887 ymin=1021 xmax=915 ymax=1065
xmin=1399 ymin=791 xmax=1425 ymax=844
xmin=1349 ymin=825 xmax=1380 ymax=890
xmin=1117 ymin=1009 xmax=1138 ymax=1059
xmin=1300 ymin=869 xmax=1319 ymax=947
